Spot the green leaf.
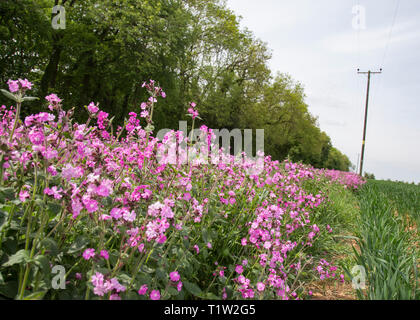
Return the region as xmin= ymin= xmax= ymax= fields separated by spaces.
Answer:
xmin=206 ymin=292 xmax=219 ymax=300
xmin=136 ymin=274 xmax=152 ymax=285
xmin=117 ymin=273 xmax=132 ymax=285
xmin=23 ymin=291 xmax=47 ymax=300
xmin=22 ymin=96 xmax=39 ymax=102
xmin=0 ymin=89 xmax=18 ymax=102
xmin=0 ymin=280 xmax=18 ymax=298
xmin=47 ymin=202 xmax=62 ymax=218
xmin=2 ymin=249 xmax=31 ymax=267
xmin=218 ymin=276 xmax=227 ymax=284
xmin=145 ymin=123 xmax=154 ymax=132
xmin=0 ymin=272 xmax=4 ymax=285
xmin=141 ymin=265 xmax=155 ymax=274
xmin=62 ymin=131 xmax=72 ymax=140
xmin=34 ymin=198 xmax=45 ymax=209
xmin=202 ymin=228 xmax=209 ymax=243
xmin=182 ymin=237 xmax=189 ymax=248
xmin=68 ymin=236 xmax=89 ymax=254
xmin=183 ymin=281 xmax=202 ymax=296
xmin=156 ymin=268 xmax=166 ymax=281
xmin=0 ymin=187 xmax=15 ymax=202
xmin=125 ymin=291 xmax=141 ymax=300
xmin=33 ymin=255 xmax=49 ymax=273
xmin=40 ymin=237 xmax=59 ymax=256
xmin=222 ymin=248 xmax=230 ymax=257
xmin=0 ymin=209 xmax=7 ymax=231
xmin=57 ymin=291 xmax=72 ymax=299
xmin=167 ymin=286 xmax=179 ymax=296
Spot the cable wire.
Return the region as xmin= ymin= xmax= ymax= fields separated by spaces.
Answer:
xmin=381 ymin=0 xmax=400 ymax=68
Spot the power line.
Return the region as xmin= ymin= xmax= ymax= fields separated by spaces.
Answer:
xmin=354 ymin=1 xmax=399 ymax=175
xmin=372 ymin=0 xmax=400 ymax=126
xmin=381 ymin=0 xmax=400 ymax=68
xmin=357 ymin=69 xmax=382 ymax=176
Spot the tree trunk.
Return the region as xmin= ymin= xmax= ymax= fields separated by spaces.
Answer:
xmin=40 ymin=35 xmax=62 ymax=98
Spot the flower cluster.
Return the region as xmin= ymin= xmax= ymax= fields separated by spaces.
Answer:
xmin=91 ymin=272 xmax=126 ymax=299
xmin=0 ymin=78 xmax=359 ymax=301
xmin=187 ymin=102 xmax=199 ymax=119
xmin=320 ymin=169 xmax=366 ymax=190
xmin=314 ymin=259 xmax=345 ymax=283
xmin=7 ymin=78 xmax=32 ymax=93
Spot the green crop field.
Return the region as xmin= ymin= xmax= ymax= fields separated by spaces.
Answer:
xmin=349 ymin=180 xmax=419 ymax=300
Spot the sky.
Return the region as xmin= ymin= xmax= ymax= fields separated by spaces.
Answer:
xmin=225 ymin=0 xmax=420 ymax=183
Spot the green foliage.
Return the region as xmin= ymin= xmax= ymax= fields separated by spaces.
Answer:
xmin=350 ymin=181 xmax=419 ymax=300
xmin=369 ymin=179 xmax=420 ymax=226
xmin=364 ymin=172 xmax=375 ymax=180
xmin=243 ymin=74 xmax=352 ymax=171
xmin=0 ymin=0 xmax=350 ymax=170
xmin=325 ymin=148 xmax=352 ymax=172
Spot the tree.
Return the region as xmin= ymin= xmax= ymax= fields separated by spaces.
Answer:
xmin=325 ymin=147 xmax=352 ymax=172
xmin=0 ymin=0 xmax=352 ymax=171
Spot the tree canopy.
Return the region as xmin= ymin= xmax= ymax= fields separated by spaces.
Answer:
xmin=0 ymin=0 xmax=352 ymax=171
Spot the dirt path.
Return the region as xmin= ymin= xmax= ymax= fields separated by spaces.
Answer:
xmin=308 ymin=238 xmax=360 ymax=300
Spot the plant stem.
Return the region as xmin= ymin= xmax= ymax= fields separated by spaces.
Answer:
xmin=0 ymin=204 xmax=16 ymax=251
xmin=8 ymin=99 xmax=21 ymax=143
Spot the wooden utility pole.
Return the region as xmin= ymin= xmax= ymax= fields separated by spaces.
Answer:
xmin=357 ymin=69 xmax=382 ymax=176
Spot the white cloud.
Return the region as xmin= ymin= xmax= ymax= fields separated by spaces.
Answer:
xmin=324 ymin=19 xmax=420 ymax=54
xmin=225 ymin=0 xmax=420 ymax=182
xmin=226 ymin=0 xmax=316 ymax=35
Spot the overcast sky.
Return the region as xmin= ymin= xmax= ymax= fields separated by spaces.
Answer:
xmin=226 ymin=0 xmax=420 ymax=183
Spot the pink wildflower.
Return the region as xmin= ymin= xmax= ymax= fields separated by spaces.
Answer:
xmin=44 ymin=186 xmax=63 ymax=199
xmin=138 ymin=285 xmax=148 ymax=295
xmin=82 ymin=248 xmax=95 ymax=260
xmin=7 ymin=79 xmax=19 ymax=92
xmin=71 ymin=198 xmax=83 ymax=219
xmin=45 ymin=93 xmax=61 ymax=103
xmin=257 ymin=282 xmax=265 ymax=292
xmin=110 ymin=278 xmax=126 ymax=293
xmin=100 ymin=250 xmax=109 ymax=260
xmin=87 ymin=102 xmax=99 ymax=114
xmin=169 ymin=271 xmax=180 ymax=282
xmin=19 ymin=78 xmax=32 ymax=90
xmin=28 ymin=129 xmax=44 ymax=145
xmin=122 ymin=209 xmax=136 ymax=222
xmin=235 ymin=265 xmax=244 ymax=274
xmin=19 ymin=185 xmax=31 ymax=202
xmin=96 ymin=179 xmax=113 ymax=197
xmin=150 ymin=290 xmax=160 ymax=300
xmin=82 ymin=198 xmax=98 ymax=213
xmin=47 ymin=166 xmax=57 ymax=177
